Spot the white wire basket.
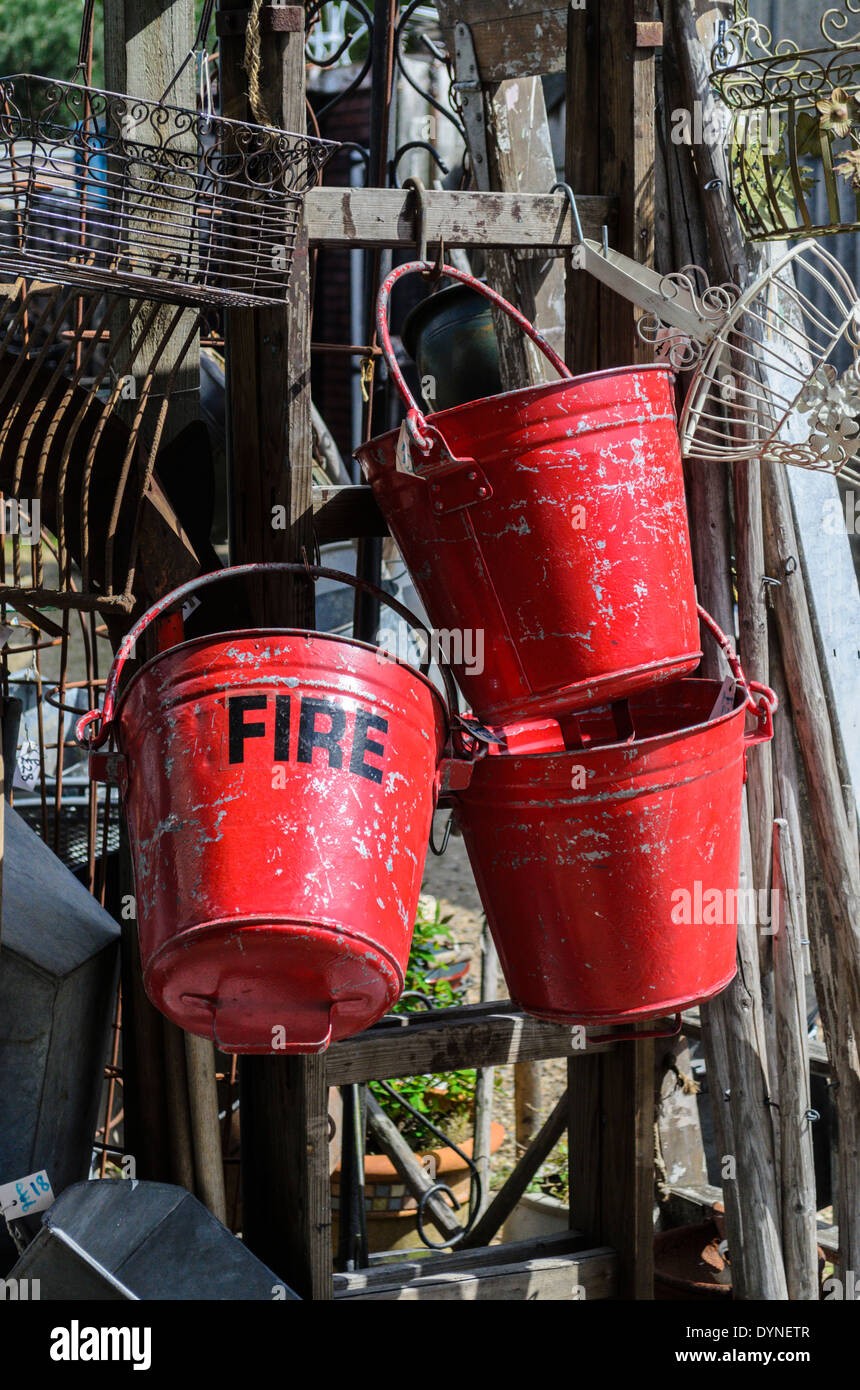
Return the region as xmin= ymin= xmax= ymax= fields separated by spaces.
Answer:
xmin=677 ymin=241 xmax=860 ymax=484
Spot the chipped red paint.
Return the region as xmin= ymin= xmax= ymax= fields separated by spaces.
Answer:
xmin=448 ymin=609 xmax=777 ymax=1026
xmin=357 ymin=261 xmax=702 ymax=725
xmin=77 ymin=565 xmax=453 ymax=1054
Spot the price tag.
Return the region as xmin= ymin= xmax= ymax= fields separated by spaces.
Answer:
xmin=394 ymin=420 xmax=415 ymax=475
xmin=13 ymin=737 xmax=40 ymax=791
xmin=0 ymin=1170 xmax=54 ymax=1221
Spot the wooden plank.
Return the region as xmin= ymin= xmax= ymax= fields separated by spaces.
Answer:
xmin=335 ymin=1246 xmax=617 ymax=1301
xmin=564 ymin=0 xmax=601 ymax=373
xmin=484 ymin=78 xmax=567 ymax=382
xmin=103 ymin=0 xmax=200 ymax=447
xmin=304 ymin=188 xmax=612 ymax=250
xmin=333 ymin=1229 xmax=591 ymax=1290
xmin=364 ymin=1091 xmax=462 ymax=1242
xmin=772 ymin=819 xmax=819 ymax=1300
xmin=325 ymin=1001 xmax=615 ymax=1086
xmin=568 ymin=1043 xmax=655 ymax=1300
xmin=435 ymin=2 xmax=569 ymax=81
xmin=239 ymin=1055 xmax=332 ymax=1300
xmin=312 ymin=485 xmax=388 ymax=543
xmin=461 ymin=1088 xmax=569 ymax=1249
xmin=681 ymin=1011 xmax=830 ymax=1076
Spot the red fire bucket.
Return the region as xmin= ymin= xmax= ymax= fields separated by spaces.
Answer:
xmin=446 ymin=608 xmax=777 ymax=1026
xmin=76 ymin=564 xmax=460 ymax=1054
xmin=355 ymin=261 xmax=701 ymax=725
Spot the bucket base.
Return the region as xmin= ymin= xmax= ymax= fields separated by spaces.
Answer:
xmin=481 ymin=650 xmax=702 ymax=726
xmin=144 ymin=918 xmax=403 ymax=1054
xmin=510 ymin=967 xmax=737 ymax=1029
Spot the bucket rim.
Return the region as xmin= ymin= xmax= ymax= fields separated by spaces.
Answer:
xmin=110 ymin=625 xmax=453 ymax=728
xmin=474 ymin=678 xmax=749 ymax=764
xmin=354 ymin=361 xmax=676 ymax=454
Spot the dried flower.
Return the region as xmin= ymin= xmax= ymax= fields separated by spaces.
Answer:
xmin=834 ymin=146 xmax=860 ymax=189
xmin=817 ymin=87 xmax=857 ymax=139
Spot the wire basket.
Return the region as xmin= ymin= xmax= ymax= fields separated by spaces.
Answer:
xmin=678 ymin=241 xmax=860 ymax=484
xmin=712 ymin=2 xmax=860 ymax=241
xmin=0 ymin=2 xmax=338 ymax=307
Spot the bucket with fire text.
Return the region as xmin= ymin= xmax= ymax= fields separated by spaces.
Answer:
xmin=354 ymin=261 xmax=701 ymax=726
xmin=76 ymin=564 xmax=469 ymax=1054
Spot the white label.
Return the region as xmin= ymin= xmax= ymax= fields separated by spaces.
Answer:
xmin=0 ymin=1170 xmax=54 ymax=1220
xmin=181 ymin=596 xmax=202 ymax=621
xmin=13 ymin=737 xmax=40 ymax=791
xmin=394 ymin=420 xmax=415 ymax=475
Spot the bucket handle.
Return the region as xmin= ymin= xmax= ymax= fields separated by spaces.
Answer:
xmin=74 ymin=562 xmax=463 ymax=752
xmin=697 ymin=603 xmax=777 ymax=740
xmin=376 ymin=260 xmax=573 ymax=454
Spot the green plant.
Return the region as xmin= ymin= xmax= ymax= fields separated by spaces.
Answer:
xmin=526 ymin=1133 xmax=569 ymax=1205
xmin=367 ymin=894 xmax=483 ymax=1148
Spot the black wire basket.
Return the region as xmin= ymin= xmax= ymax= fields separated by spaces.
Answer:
xmin=0 ymin=3 xmax=338 ymax=307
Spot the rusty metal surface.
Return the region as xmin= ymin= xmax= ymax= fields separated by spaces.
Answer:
xmin=0 ymin=277 xmax=206 ymax=615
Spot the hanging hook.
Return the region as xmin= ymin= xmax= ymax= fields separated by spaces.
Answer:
xmin=549 ymin=181 xmax=585 ymax=246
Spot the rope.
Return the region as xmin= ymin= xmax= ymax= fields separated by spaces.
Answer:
xmin=243 ymin=0 xmax=275 ymax=128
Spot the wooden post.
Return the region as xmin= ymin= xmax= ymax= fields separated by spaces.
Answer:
xmin=240 ymin=1056 xmax=331 ymax=1299
xmin=769 ymin=630 xmax=860 ymax=1278
xmin=568 ymin=1042 xmax=655 ymax=1299
xmin=185 ymin=1032 xmax=228 ymax=1224
xmin=563 ymin=1 xmax=658 ymax=1298
xmin=472 ymin=923 xmax=498 ymax=1215
xmin=103 ymin=0 xmax=200 ymax=447
xmin=219 ymin=2 xmax=331 ymax=1296
xmin=772 ymin=819 xmax=819 ymax=1300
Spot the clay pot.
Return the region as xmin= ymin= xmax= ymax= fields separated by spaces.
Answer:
xmin=654 ymin=1220 xmax=733 ymax=1300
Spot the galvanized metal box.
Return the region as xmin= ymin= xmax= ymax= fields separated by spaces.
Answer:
xmin=0 ymin=802 xmax=120 ymax=1269
xmin=10 ymin=1180 xmax=297 ymax=1299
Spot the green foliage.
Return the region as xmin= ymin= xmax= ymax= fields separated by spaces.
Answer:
xmin=526 ymin=1133 xmax=569 ymax=1204
xmin=731 ymin=108 xmax=823 ymax=231
xmin=368 ymin=895 xmax=488 ymax=1148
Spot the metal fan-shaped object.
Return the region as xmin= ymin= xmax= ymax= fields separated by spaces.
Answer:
xmin=678 ymin=241 xmax=860 ymax=482
xmin=556 ymin=185 xmax=860 ymax=484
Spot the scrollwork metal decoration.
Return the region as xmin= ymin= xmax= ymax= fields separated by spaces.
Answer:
xmin=711 ymin=2 xmax=860 ymax=240
xmin=0 ymin=0 xmax=339 ymax=308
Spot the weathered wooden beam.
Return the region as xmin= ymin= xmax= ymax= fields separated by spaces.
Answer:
xmin=312 ymin=485 xmax=388 ymax=543
xmin=681 ymin=1011 xmax=830 ymax=1077
xmin=461 ymin=1088 xmax=569 ymax=1250
xmin=568 ymin=1042 xmax=655 ymax=1300
xmin=334 ymin=1243 xmax=617 ymax=1301
xmin=304 ymin=188 xmax=612 ymax=251
xmin=364 ymin=1091 xmax=462 ymax=1242
xmin=772 ymin=819 xmax=819 ymax=1300
xmin=435 ymin=2 xmax=569 ymax=81
xmin=324 ymin=1001 xmax=616 ymax=1087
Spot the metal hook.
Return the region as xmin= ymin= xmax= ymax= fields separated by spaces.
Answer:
xmin=549 ymin=181 xmax=585 ymax=245
xmin=429 ymin=810 xmax=453 ymax=856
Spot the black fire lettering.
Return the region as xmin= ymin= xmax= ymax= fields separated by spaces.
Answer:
xmin=274 ymin=694 xmax=291 ymax=761
xmin=297 ymin=697 xmax=347 ymax=768
xmin=228 ymin=695 xmax=267 ymax=764
xmin=350 ymin=709 xmax=388 ymax=784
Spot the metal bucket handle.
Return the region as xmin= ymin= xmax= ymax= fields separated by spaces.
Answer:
xmin=376 ymin=260 xmax=572 ymax=454
xmin=74 ymin=562 xmax=463 ymax=752
xmin=697 ymin=603 xmax=777 ymax=742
